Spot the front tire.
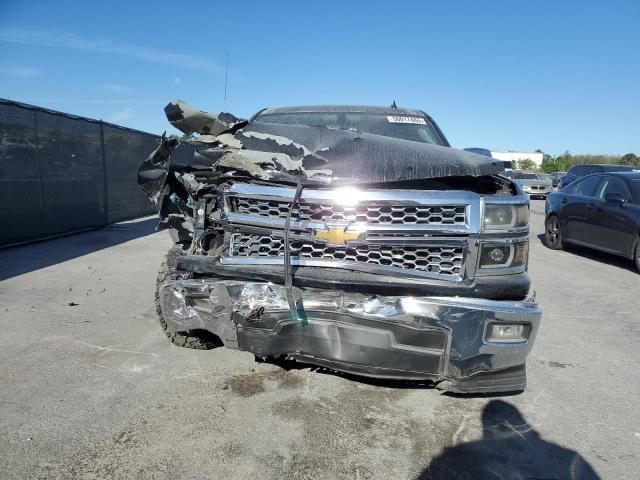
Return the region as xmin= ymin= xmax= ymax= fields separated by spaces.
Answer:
xmin=545 ymin=215 xmax=563 ymax=250
xmin=634 ymin=241 xmax=640 ymax=273
xmin=155 ymin=246 xmax=221 ymax=349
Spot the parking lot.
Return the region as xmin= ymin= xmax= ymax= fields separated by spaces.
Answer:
xmin=0 ymin=199 xmax=638 ymax=479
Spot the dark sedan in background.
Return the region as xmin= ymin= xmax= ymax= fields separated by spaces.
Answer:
xmin=545 ymin=172 xmax=640 ymax=272
xmin=558 ymin=163 xmax=634 ymax=189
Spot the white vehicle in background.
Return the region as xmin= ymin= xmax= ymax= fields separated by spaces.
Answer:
xmin=511 ymin=171 xmax=554 ymax=199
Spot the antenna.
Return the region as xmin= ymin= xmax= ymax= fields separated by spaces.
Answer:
xmin=224 ymin=51 xmax=229 ymax=105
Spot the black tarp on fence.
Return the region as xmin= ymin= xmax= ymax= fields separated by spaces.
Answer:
xmin=0 ymin=98 xmax=159 ymax=247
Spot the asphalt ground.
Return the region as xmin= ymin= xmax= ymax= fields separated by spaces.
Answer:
xmin=1 ymin=200 xmax=638 ymax=479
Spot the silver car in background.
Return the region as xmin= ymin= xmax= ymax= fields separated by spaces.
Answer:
xmin=512 ymin=171 xmax=554 ymax=199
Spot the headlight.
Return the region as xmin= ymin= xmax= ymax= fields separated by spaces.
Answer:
xmin=479 ymin=241 xmax=529 ymax=269
xmin=486 ymin=323 xmax=531 ymax=343
xmin=483 ymin=204 xmax=529 ymax=230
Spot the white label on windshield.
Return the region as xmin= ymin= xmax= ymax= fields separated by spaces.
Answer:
xmin=387 ymin=116 xmax=427 ymax=125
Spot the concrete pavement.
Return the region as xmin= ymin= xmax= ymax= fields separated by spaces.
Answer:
xmin=0 ymin=203 xmax=638 ymax=479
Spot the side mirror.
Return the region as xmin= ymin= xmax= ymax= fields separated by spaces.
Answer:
xmin=605 ymin=192 xmax=626 ymax=207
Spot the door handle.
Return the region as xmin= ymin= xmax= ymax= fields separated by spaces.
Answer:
xmin=561 ymin=198 xmax=568 ymax=204
xmin=586 ymin=204 xmax=596 ymax=210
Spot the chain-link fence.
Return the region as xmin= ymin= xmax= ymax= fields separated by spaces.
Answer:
xmin=0 ymin=98 xmax=159 ymax=247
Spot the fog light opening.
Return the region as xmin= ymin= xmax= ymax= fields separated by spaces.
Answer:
xmin=479 ymin=244 xmax=512 ymax=268
xmin=486 ymin=323 xmax=531 ymax=343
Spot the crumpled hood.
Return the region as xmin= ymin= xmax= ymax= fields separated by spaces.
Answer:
xmin=139 ymin=100 xmax=506 ymax=203
xmin=224 ymin=121 xmax=505 ymax=184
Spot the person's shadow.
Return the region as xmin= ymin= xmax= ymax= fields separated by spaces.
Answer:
xmin=419 ymin=400 xmax=600 ymax=480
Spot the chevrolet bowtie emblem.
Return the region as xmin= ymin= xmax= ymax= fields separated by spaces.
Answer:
xmin=313 ymin=226 xmax=364 ymax=245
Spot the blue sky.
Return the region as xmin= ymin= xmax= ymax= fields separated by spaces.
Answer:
xmin=0 ymin=0 xmax=638 ymax=155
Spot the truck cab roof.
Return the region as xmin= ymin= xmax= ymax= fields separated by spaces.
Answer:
xmin=256 ymin=104 xmax=427 ymax=117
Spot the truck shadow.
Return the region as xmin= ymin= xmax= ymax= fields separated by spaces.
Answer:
xmin=0 ymin=217 xmax=159 ymax=281
xmin=417 ymin=400 xmax=601 ymax=479
xmin=536 ymin=233 xmax=636 ymax=273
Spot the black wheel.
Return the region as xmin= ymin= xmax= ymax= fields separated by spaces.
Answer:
xmin=155 ymin=246 xmax=221 ymax=349
xmin=634 ymin=241 xmax=640 ymax=273
xmin=545 ymin=215 xmax=563 ymax=250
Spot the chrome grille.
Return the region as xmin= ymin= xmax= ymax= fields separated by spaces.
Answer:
xmin=229 ymin=233 xmax=464 ymax=275
xmin=232 ymin=198 xmax=466 ymax=225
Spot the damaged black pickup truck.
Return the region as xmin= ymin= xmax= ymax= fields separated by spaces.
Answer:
xmin=139 ymin=102 xmax=541 ymax=393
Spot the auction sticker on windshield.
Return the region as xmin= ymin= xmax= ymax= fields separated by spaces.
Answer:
xmin=387 ymin=116 xmax=427 ymax=124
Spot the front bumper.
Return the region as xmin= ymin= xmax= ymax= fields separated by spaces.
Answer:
xmin=523 ymin=186 xmax=554 ymax=196
xmin=160 ymin=279 xmax=541 ymax=393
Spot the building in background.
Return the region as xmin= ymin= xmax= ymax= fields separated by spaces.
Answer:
xmin=490 ymin=151 xmax=544 ymax=168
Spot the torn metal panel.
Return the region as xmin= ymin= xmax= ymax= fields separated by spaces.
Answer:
xmin=164 ymin=99 xmax=246 ymax=137
xmin=216 ymin=149 xmax=331 ymax=182
xmin=137 ymin=134 xmax=177 ymax=207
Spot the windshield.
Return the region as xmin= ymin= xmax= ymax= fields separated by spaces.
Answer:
xmin=254 ymin=112 xmax=446 ymax=145
xmin=605 ymin=165 xmax=634 ymax=172
xmin=513 ymin=172 xmax=539 ymax=180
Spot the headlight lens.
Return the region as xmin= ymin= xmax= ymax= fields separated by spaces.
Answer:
xmin=486 ymin=323 xmax=531 ymax=343
xmin=479 ymin=241 xmax=529 ymax=269
xmin=483 ymin=204 xmax=529 ymax=230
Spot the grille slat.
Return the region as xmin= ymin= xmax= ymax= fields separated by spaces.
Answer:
xmin=232 ymin=198 xmax=466 ymax=225
xmin=230 ymin=234 xmax=464 ymax=276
